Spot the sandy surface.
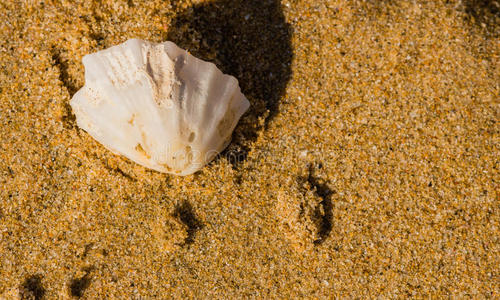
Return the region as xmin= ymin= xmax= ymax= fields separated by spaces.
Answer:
xmin=0 ymin=0 xmax=499 ymax=298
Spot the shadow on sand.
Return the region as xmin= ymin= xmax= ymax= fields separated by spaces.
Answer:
xmin=463 ymin=0 xmax=500 ymax=37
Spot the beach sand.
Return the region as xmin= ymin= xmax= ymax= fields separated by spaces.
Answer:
xmin=0 ymin=0 xmax=498 ymax=298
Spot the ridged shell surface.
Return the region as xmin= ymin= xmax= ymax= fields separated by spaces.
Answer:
xmin=70 ymin=39 xmax=250 ymax=175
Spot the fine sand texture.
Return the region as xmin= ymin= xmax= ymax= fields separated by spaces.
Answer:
xmin=1 ymin=0 xmax=499 ymax=298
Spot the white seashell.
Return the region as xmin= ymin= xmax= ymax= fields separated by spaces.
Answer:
xmin=70 ymin=39 xmax=250 ymax=175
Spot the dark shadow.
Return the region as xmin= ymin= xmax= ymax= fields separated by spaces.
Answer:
xmin=173 ymin=201 xmax=203 ymax=245
xmin=463 ymin=0 xmax=500 ymax=37
xmin=166 ymin=0 xmax=293 ymax=165
xmin=69 ymin=267 xmax=93 ymax=298
xmin=19 ymin=274 xmax=45 ymax=300
xmin=303 ymin=163 xmax=334 ymax=245
xmin=50 ymin=48 xmax=78 ymax=97
xmin=50 ymin=47 xmax=78 ymax=129
xmin=209 ymin=146 xmax=248 ymax=172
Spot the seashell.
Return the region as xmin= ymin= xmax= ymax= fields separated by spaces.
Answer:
xmin=70 ymin=39 xmax=250 ymax=175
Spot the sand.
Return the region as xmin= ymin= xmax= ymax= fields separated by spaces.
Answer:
xmin=0 ymin=0 xmax=499 ymax=298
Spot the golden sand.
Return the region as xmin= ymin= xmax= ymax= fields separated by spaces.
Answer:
xmin=0 ymin=0 xmax=498 ymax=298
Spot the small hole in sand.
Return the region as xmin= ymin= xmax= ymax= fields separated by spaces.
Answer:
xmin=188 ymin=132 xmax=195 ymax=142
